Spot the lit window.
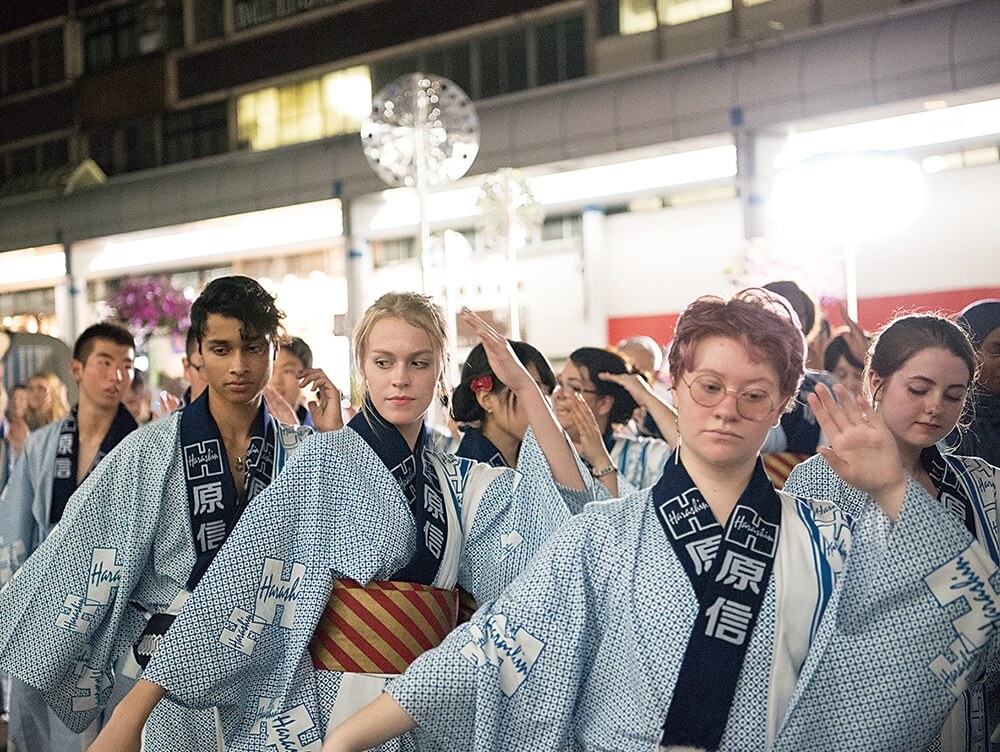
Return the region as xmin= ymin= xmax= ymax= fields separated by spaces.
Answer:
xmin=237 ymin=67 xmax=371 ymax=151
xmin=658 ymin=0 xmax=732 ymax=26
xmin=322 ymin=67 xmax=373 ymax=135
xmin=621 ymin=0 xmax=657 ymax=34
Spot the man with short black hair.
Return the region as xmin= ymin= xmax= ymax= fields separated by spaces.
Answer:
xmin=0 ymin=277 xmax=341 ymax=752
xmin=1 ymin=321 xmax=138 ymax=751
xmin=180 ymin=327 xmax=208 ymax=406
xmin=268 ymin=335 xmax=322 ymax=426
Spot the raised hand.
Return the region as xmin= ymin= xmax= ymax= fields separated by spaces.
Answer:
xmin=838 ymin=301 xmax=870 ymax=364
xmin=262 ymin=385 xmax=299 ymax=425
xmin=459 ymin=308 xmax=534 ymax=393
xmin=299 ymin=367 xmax=344 ymax=432
xmin=807 ymin=383 xmax=907 ymax=519
xmin=459 ymin=307 xmax=584 ymax=490
xmin=562 ymin=393 xmax=619 ymax=495
xmin=598 ymin=371 xmax=679 ymax=447
xmin=153 ymin=390 xmax=182 ymax=419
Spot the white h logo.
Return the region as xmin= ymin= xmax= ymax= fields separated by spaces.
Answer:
xmin=255 ymin=557 xmax=305 ymax=629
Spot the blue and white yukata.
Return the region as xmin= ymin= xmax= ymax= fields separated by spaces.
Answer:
xmin=0 ymin=405 xmax=138 ymax=751
xmin=785 ymin=448 xmax=1000 ymax=752
xmin=609 ymin=433 xmax=672 ymax=493
xmin=384 ymin=452 xmax=1000 ymax=751
xmin=141 ymin=423 xmax=589 ymax=752
xmin=0 ymin=407 xmax=310 ymax=752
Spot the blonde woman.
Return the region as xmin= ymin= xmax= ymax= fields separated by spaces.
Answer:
xmin=89 ymin=292 xmax=587 ymax=752
xmin=25 ymin=370 xmax=70 ymax=429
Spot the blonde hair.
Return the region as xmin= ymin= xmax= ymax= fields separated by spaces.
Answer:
xmin=26 ymin=370 xmax=70 ymax=428
xmin=353 ymin=291 xmax=452 ymax=409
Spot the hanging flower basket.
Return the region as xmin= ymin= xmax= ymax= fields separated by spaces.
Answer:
xmin=106 ymin=274 xmax=191 ymax=348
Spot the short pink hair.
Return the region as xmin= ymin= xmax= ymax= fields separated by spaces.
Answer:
xmin=667 ymin=288 xmax=807 ymax=401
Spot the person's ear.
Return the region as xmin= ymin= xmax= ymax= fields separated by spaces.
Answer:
xmin=70 ymin=358 xmax=84 ymax=385
xmin=867 ymin=371 xmax=882 ymax=403
xmin=475 ymin=389 xmax=497 ymax=415
xmin=593 ymin=394 xmax=613 ymax=418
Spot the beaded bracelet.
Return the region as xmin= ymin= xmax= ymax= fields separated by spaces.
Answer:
xmin=590 ymin=465 xmax=617 ymax=478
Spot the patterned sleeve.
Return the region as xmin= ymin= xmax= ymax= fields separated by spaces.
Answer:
xmin=142 ymin=431 xmax=416 ymax=735
xmin=783 ymin=454 xmax=869 ymax=518
xmin=458 ymin=427 xmax=573 ymax=603
xmin=777 ymin=480 xmax=1000 ymax=751
xmin=0 ymin=440 xmax=38 ymax=583
xmin=390 ymin=510 xmax=615 ymax=750
xmin=0 ymin=426 xmax=167 ymax=732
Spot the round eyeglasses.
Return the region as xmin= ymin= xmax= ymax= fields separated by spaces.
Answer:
xmin=680 ymin=374 xmax=776 ymax=422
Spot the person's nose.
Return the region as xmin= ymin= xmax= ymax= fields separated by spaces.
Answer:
xmin=391 ymin=362 xmax=409 ymax=387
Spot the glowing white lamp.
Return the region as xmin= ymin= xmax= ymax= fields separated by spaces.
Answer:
xmin=772 ymin=152 xmax=926 ymax=319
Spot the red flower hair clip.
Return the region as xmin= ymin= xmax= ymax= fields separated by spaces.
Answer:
xmin=470 ymin=375 xmax=494 ymax=393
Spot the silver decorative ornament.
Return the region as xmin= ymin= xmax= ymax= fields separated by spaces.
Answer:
xmin=361 ymin=73 xmax=479 ymax=189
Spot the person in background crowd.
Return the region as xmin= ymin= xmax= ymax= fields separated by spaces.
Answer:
xmin=0 ymin=276 xmax=341 ymax=752
xmin=0 ymin=353 xmax=8 ymax=731
xmin=449 ymin=338 xmax=559 ymax=620
xmin=451 ymin=339 xmax=556 ymax=468
xmin=88 ymin=293 xmax=588 ymax=752
xmin=1 ymin=322 xmax=139 ymax=752
xmin=555 ymin=346 xmax=675 ymax=496
xmin=4 ymin=384 xmax=30 ymax=457
xmin=122 ymin=369 xmax=153 ymax=425
xmin=322 ymin=287 xmax=995 ymax=752
xmin=785 ymin=311 xmax=997 ymax=752
xmin=615 ymin=335 xmax=663 ymax=381
xmin=616 ymin=334 xmax=674 ymax=440
xmin=25 ymin=370 xmax=70 ymax=430
xmin=823 ymin=333 xmax=865 ymax=398
xmin=758 ymin=280 xmax=836 ymax=487
xmin=180 ymin=327 xmax=208 ymax=406
xmin=268 ymin=335 xmax=317 ymax=427
xmin=952 ymin=299 xmax=1000 ymax=466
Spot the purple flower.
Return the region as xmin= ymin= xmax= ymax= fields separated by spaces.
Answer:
xmin=106 ymin=274 xmax=191 ymax=339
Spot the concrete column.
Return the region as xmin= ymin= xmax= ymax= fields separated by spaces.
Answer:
xmin=581 ymin=205 xmax=608 ymax=345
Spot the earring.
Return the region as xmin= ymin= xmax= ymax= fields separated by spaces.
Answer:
xmin=674 ymin=436 xmax=682 ymax=465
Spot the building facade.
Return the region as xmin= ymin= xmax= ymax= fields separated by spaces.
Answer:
xmin=0 ymin=0 xmax=998 ymax=382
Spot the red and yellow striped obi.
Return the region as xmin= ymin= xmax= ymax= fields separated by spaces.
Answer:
xmin=309 ymin=579 xmax=459 ymax=674
xmin=762 ymin=451 xmax=811 ymax=490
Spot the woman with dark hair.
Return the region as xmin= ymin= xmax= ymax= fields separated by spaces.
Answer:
xmin=954 ymin=299 xmax=1000 ymax=466
xmin=786 ymin=311 xmax=999 ymax=752
xmin=554 ymin=346 xmax=673 ymax=495
xmin=324 ymin=288 xmax=996 ymax=752
xmin=823 ymin=333 xmax=865 ymax=397
xmin=451 ymin=340 xmax=556 ymax=468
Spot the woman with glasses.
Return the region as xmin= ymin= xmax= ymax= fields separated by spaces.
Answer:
xmin=553 ymin=346 xmax=675 ymax=496
xmin=323 ymin=288 xmax=997 ymax=752
xmin=785 ymin=311 xmax=999 ymax=752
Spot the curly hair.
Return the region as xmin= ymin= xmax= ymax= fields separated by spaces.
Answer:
xmin=668 ymin=287 xmax=806 ymax=402
xmin=190 ymin=276 xmax=286 ymax=348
